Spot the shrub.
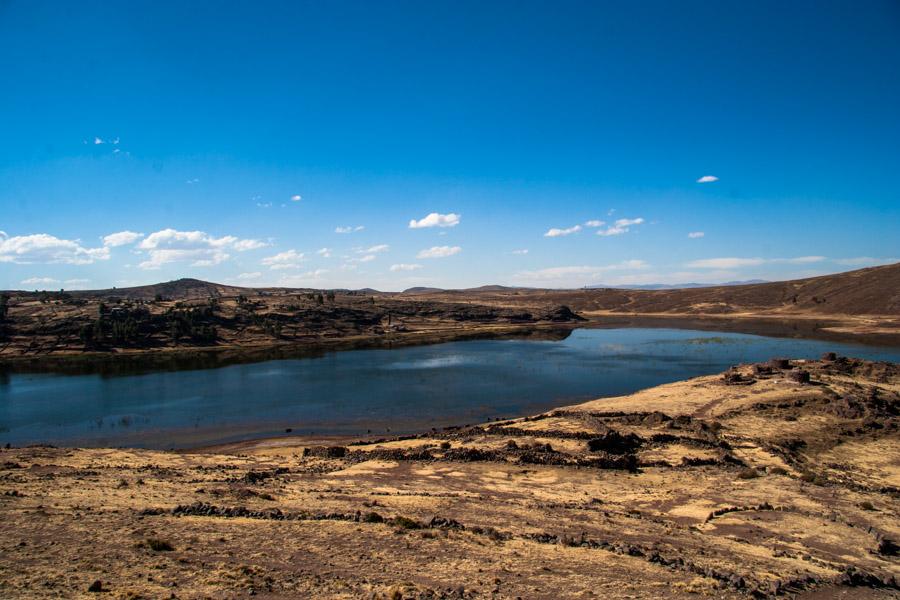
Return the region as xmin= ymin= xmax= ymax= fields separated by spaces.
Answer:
xmin=737 ymin=468 xmax=760 ymax=479
xmin=391 ymin=516 xmax=421 ymax=530
xmin=146 ymin=538 xmax=175 ymax=552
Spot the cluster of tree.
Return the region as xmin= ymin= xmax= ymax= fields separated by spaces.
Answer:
xmin=165 ymin=306 xmax=218 ymax=344
xmin=0 ymin=294 xmax=9 ymax=321
xmin=34 ymin=290 xmax=87 ymax=306
xmin=80 ymin=306 xmax=152 ymax=347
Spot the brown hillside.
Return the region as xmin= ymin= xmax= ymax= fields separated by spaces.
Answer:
xmin=405 ymin=263 xmax=900 ymax=316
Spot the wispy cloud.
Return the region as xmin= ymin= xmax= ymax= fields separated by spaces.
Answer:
xmin=261 ymin=249 xmax=306 ymax=270
xmin=511 ymin=249 xmax=529 ymax=255
xmin=687 ymin=256 xmax=826 ymax=269
xmin=417 ymin=245 xmax=461 ymax=259
xmin=186 ymin=178 xmax=200 ymax=184
xmin=687 ymin=231 xmax=705 ymax=239
xmin=335 ymin=225 xmax=365 ymax=234
xmin=232 ymin=239 xmax=269 ymax=251
xmin=0 ymin=233 xmax=110 ymax=265
xmin=277 ymin=269 xmax=330 ymax=286
xmin=409 ymin=212 xmax=460 ymax=229
xmin=363 ymin=244 xmax=390 ymax=254
xmin=697 ymin=175 xmax=719 ymax=183
xmin=511 ymin=260 xmax=649 ymax=287
xmin=63 ymin=278 xmax=91 ymax=290
xmin=234 ymin=272 xmax=262 ymax=280
xmin=136 ymin=229 xmax=265 ymax=270
xmin=390 ymin=263 xmax=423 ymax=271
xmin=596 ymin=217 xmax=644 ymax=237
xmin=290 ymin=194 xmax=302 ymax=202
xmin=544 ymin=225 xmax=582 ymax=237
xmin=21 ymin=276 xmax=60 ymax=287
xmin=833 ymin=257 xmax=899 ymax=267
xmin=584 ymin=220 xmax=606 ymax=228
xmin=102 ymin=231 xmax=144 ymax=247
xmin=316 ymin=247 xmax=332 ymax=258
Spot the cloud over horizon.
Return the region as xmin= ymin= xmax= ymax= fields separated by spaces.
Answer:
xmin=261 ymin=249 xmax=307 ymax=270
xmin=136 ymin=229 xmax=266 ymax=270
xmin=687 ymin=256 xmax=826 ymax=269
xmin=0 ymin=233 xmax=110 ymax=265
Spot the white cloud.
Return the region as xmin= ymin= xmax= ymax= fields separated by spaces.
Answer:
xmin=511 ymin=260 xmax=649 ymax=287
xmin=335 ymin=225 xmax=365 ymax=234
xmin=93 ymin=137 xmax=104 ymax=145
xmin=409 ymin=212 xmax=461 ymax=229
xmin=688 ymin=231 xmax=705 ymax=239
xmin=316 ymin=247 xmax=332 ymax=258
xmin=186 ymin=178 xmax=200 ymax=184
xmin=778 ymin=256 xmax=825 ymax=264
xmin=596 ymin=217 xmax=645 ymax=237
xmin=687 ymin=257 xmax=764 ymax=269
xmin=511 ymin=249 xmax=529 ymax=255
xmin=417 ymin=245 xmax=462 ymax=259
xmin=102 ymin=230 xmax=144 ymax=247
xmin=22 ymin=277 xmax=60 ymax=286
xmin=833 ymin=257 xmax=899 ymax=267
xmin=697 ymin=175 xmax=719 ymax=183
xmin=390 ymin=263 xmax=423 ymax=272
xmin=261 ymin=249 xmax=306 ymax=270
xmin=357 ymin=254 xmax=377 ymax=263
xmin=291 ymin=194 xmax=302 ymax=202
xmin=363 ymin=244 xmax=390 ymax=254
xmin=687 ymin=256 xmax=826 ymax=269
xmin=276 ymin=269 xmax=330 ymax=286
xmin=136 ymin=228 xmax=263 ymax=270
xmin=232 ymin=239 xmax=269 ymax=251
xmin=0 ymin=234 xmax=110 ymax=265
xmin=544 ymin=225 xmax=582 ymax=237
xmin=584 ymin=220 xmax=606 ymax=228
xmin=235 ymin=272 xmax=262 ymax=280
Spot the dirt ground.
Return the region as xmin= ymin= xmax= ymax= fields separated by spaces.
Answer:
xmin=1 ymin=356 xmax=898 ymax=598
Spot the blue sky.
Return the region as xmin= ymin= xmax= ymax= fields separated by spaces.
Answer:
xmin=1 ymin=0 xmax=898 ymax=291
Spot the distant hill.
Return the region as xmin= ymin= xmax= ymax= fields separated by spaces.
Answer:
xmin=396 ymin=263 xmax=900 ymax=316
xmin=401 ymin=287 xmax=446 ymax=295
xmin=589 ymin=280 xmax=770 ymax=290
xmin=7 ymin=263 xmax=898 ymax=316
xmin=74 ymin=278 xmax=253 ymax=300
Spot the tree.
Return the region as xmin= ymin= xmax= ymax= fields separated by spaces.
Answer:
xmin=316 ymin=293 xmax=324 ymax=305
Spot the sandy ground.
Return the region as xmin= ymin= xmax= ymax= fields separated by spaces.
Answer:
xmin=1 ymin=356 xmax=899 ymax=599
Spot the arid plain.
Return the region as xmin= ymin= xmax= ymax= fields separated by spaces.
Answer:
xmin=1 ymin=265 xmax=899 ymax=598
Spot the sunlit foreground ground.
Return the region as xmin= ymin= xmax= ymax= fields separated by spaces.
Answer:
xmin=1 ymin=356 xmax=898 ymax=599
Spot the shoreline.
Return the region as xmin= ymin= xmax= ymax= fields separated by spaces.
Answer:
xmin=3 ymin=312 xmax=899 ymax=376
xmin=3 ymin=357 xmax=899 ymax=597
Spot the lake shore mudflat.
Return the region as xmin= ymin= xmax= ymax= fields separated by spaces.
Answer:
xmin=2 ymin=356 xmax=898 ymax=598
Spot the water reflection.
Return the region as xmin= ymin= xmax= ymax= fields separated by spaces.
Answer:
xmin=1 ymin=327 xmax=898 ymax=450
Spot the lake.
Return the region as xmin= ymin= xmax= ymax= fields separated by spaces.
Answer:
xmin=2 ymin=327 xmax=899 ymax=449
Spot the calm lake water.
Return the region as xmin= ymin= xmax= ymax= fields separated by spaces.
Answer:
xmin=2 ymin=328 xmax=899 ymax=449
